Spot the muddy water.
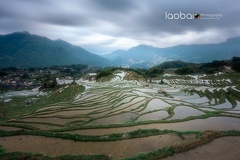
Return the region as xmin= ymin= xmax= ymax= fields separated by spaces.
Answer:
xmin=0 ymin=126 xmax=23 ymax=131
xmin=20 ymin=117 xmax=88 ymax=125
xmin=67 ymin=117 xmax=240 ymax=135
xmin=88 ymin=112 xmax=136 ymax=125
xmin=0 ymin=134 xmax=182 ymax=158
xmin=166 ymin=137 xmax=240 ymax=160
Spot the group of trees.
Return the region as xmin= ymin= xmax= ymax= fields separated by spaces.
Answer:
xmin=40 ymin=78 xmax=57 ymax=89
xmin=175 ymin=57 xmax=240 ymax=75
xmin=40 ymin=74 xmax=58 ymax=89
xmin=95 ymin=67 xmax=148 ymax=80
xmin=95 ymin=66 xmax=164 ymax=80
xmin=1 ymin=57 xmax=240 ymax=85
xmin=146 ymin=66 xmax=164 ymax=78
xmin=96 ymin=68 xmax=114 ymax=80
xmin=175 ymin=65 xmax=199 ymax=75
xmin=156 ymin=61 xmax=195 ymax=70
xmin=232 ymin=57 xmax=240 ymax=72
xmin=96 ymin=57 xmax=240 ymax=79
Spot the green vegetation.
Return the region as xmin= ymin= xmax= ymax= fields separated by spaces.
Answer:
xmin=175 ymin=65 xmax=199 ymax=75
xmin=96 ymin=68 xmax=114 ymax=80
xmin=1 ymin=58 xmax=240 ymax=159
xmin=96 ymin=67 xmax=147 ymax=80
xmin=232 ymin=57 xmax=240 ymax=72
xmin=41 ymin=77 xmax=58 ymax=89
xmin=0 ymin=151 xmax=109 ymax=160
xmin=173 ymin=57 xmax=240 ymax=75
xmin=146 ymin=66 xmax=163 ymax=78
xmin=0 ymin=129 xmax=199 ymax=142
xmin=1 ymin=83 xmax=84 ymax=120
xmin=157 ymin=61 xmax=196 ymax=69
xmin=0 ymin=32 xmax=110 ymax=68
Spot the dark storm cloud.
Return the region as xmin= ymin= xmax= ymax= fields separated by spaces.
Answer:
xmin=0 ymin=0 xmax=240 ymax=54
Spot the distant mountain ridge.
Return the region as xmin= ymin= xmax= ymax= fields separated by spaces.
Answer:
xmin=1 ymin=32 xmax=240 ymax=69
xmin=0 ymin=32 xmax=111 ymax=68
xmin=104 ymin=38 xmax=240 ymax=68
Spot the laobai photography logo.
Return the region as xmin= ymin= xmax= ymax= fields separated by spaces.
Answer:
xmin=165 ymin=12 xmax=223 ymax=20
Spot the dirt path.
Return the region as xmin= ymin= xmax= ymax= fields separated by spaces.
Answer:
xmin=165 ymin=136 xmax=240 ymax=160
xmin=0 ymin=134 xmax=181 ymax=158
xmin=67 ymin=117 xmax=240 ymax=135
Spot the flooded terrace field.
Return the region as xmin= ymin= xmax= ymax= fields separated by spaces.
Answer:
xmin=1 ymin=71 xmax=240 ymax=159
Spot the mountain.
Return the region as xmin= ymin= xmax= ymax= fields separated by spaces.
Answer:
xmin=109 ymin=45 xmax=169 ymax=68
xmin=108 ymin=38 xmax=240 ymax=68
xmin=102 ymin=49 xmax=126 ymax=60
xmin=0 ymin=32 xmax=111 ymax=68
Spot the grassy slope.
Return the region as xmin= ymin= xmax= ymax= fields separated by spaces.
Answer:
xmin=1 ymin=83 xmax=84 ymax=120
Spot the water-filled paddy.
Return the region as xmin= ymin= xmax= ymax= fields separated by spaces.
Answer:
xmin=137 ymin=110 xmax=169 ymax=121
xmin=0 ymin=134 xmax=182 ymax=158
xmin=168 ymin=106 xmax=205 ymax=120
xmin=2 ymin=71 xmax=240 ymax=159
xmin=68 ymin=117 xmax=240 ymax=135
xmin=140 ymin=99 xmax=171 ymax=113
xmin=87 ymin=112 xmax=136 ymax=125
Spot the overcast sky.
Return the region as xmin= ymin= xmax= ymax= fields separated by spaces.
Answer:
xmin=0 ymin=0 xmax=240 ymax=54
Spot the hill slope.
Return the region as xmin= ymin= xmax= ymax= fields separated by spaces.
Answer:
xmin=0 ymin=32 xmax=111 ymax=68
xmin=108 ymin=38 xmax=240 ymax=68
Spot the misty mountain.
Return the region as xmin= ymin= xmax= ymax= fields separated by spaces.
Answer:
xmin=0 ymin=32 xmax=111 ymax=68
xmin=106 ymin=38 xmax=240 ymax=68
xmin=102 ymin=49 xmax=126 ymax=60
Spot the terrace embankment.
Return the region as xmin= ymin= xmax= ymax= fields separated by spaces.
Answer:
xmin=166 ymin=136 xmax=240 ymax=160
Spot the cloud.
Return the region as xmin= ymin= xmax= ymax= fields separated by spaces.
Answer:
xmin=0 ymin=0 xmax=240 ymax=54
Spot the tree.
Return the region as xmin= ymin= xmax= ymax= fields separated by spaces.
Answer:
xmin=0 ymin=71 xmax=7 ymax=77
xmin=231 ymin=57 xmax=240 ymax=72
xmin=232 ymin=60 xmax=240 ymax=72
xmin=147 ymin=66 xmax=163 ymax=78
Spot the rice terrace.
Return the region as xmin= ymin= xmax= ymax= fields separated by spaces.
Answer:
xmin=1 ymin=66 xmax=240 ymax=159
